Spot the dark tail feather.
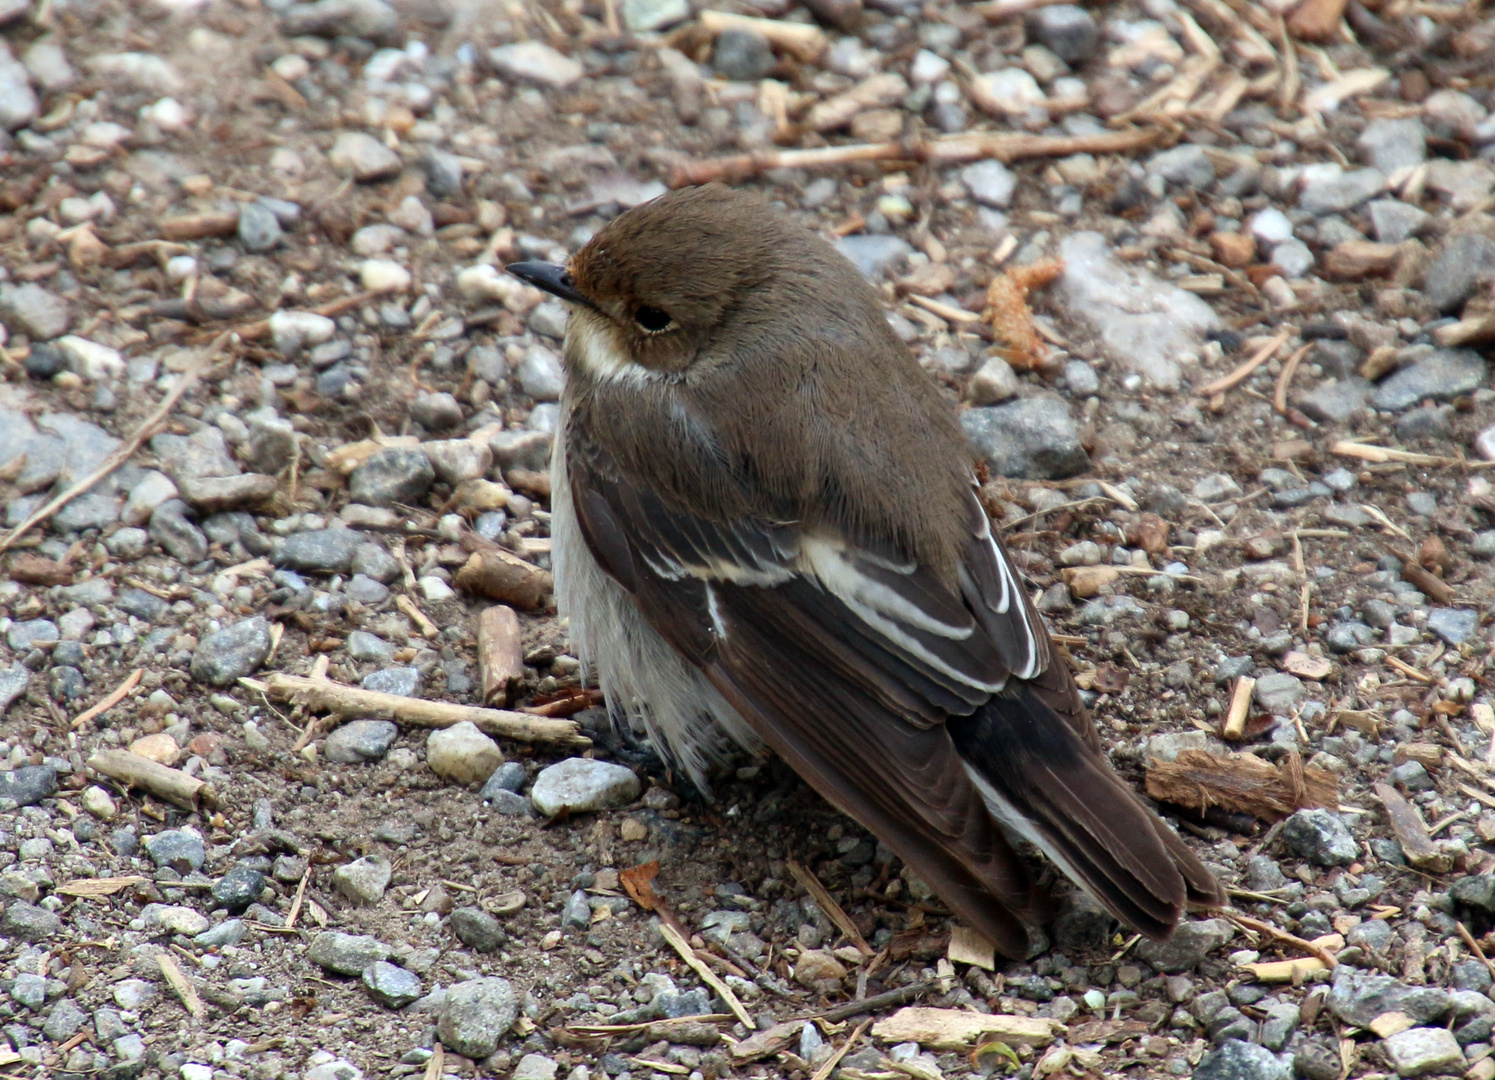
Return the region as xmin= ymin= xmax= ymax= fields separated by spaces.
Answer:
xmin=949 ymin=687 xmax=1196 ymax=940
xmin=1143 ymin=796 xmax=1226 ymax=909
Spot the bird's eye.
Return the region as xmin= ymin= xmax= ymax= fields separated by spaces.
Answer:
xmin=634 ymin=306 xmax=673 ymax=333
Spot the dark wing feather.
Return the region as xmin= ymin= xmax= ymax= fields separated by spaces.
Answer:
xmin=565 ymin=433 xmax=1220 ymax=952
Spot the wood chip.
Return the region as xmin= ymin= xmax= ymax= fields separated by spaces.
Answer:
xmin=243 ymin=672 xmax=590 ymax=746
xmin=58 ymin=876 xmax=146 ymax=897
xmin=1145 ymin=749 xmax=1337 ymax=822
xmin=1240 ymin=956 xmax=1331 ymax=982
xmin=158 ymin=952 xmax=206 ymax=1019
xmin=1223 ymin=676 xmax=1255 ymax=740
xmin=870 ymin=1008 xmax=1060 ymax=1050
xmin=1061 ymin=565 xmax=1119 ymax=598
xmin=1374 ymin=781 xmax=1451 ymax=872
xmin=453 ymin=548 xmax=552 ymax=609
xmin=946 ymin=925 xmax=995 ymax=970
xmin=697 ymin=10 xmax=827 ymax=61
xmin=476 ymin=604 xmax=525 ymax=707
xmin=1282 ymin=652 xmax=1331 ymax=680
xmin=72 ymin=667 xmax=143 ymax=730
xmin=730 ymin=1020 xmax=807 ymax=1062
xmin=1368 ymin=1011 xmax=1416 ymax=1038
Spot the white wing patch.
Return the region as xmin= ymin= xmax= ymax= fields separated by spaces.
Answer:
xmin=966 ymin=502 xmax=1043 ymax=681
xmin=798 ymin=534 xmax=1004 ymax=694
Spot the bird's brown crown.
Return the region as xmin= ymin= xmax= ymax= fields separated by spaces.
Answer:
xmin=566 ymin=184 xmax=878 ymax=374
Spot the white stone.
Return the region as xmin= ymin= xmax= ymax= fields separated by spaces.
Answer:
xmin=426 ymin=721 xmax=504 ymax=785
xmin=88 ymin=52 xmax=183 ymax=95
xmin=456 ymin=264 xmax=514 ymax=303
xmin=909 ymin=49 xmax=951 ymax=86
xmin=961 ymin=160 xmax=1017 ymax=208
xmin=621 ymin=0 xmax=690 ymax=32
xmin=422 ymin=438 xmax=493 ymax=484
xmin=1382 ymin=1027 xmax=1463 ymax=1078
xmin=530 ymin=757 xmax=642 ymax=817
xmin=304 ymin=1059 xmax=364 ymax=1080
xmin=112 ymin=978 xmax=157 ymax=1010
xmin=82 ymin=785 xmax=117 ymax=819
xmin=142 ymin=96 xmax=189 ymax=133
xmin=418 ymin=576 xmax=456 ymax=601
xmin=360 ymin=259 xmax=411 ymax=293
xmin=329 ymin=131 xmax=401 ymax=181
xmin=180 ymin=1065 xmax=213 ymax=1080
xmin=1248 ymin=207 xmax=1294 ymax=247
xmin=1057 ymin=231 xmax=1219 ymax=390
xmin=123 ymin=470 xmax=178 ymax=526
xmin=56 ymin=335 xmax=124 ymax=380
xmin=967 ymin=68 xmax=1045 ymax=116
xmin=268 ymin=310 xmax=336 ymax=356
xmin=488 ymin=42 xmax=583 ymax=88
xmin=143 ymin=903 xmax=210 ymax=936
xmin=1474 ymin=424 xmax=1495 ymax=462
xmin=967 ymin=356 xmax=1019 ymax=405
xmin=272 ymin=54 xmax=311 ymax=81
xmin=388 ymin=195 xmax=434 ymax=236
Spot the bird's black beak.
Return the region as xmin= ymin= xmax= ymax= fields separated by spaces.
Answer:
xmin=507 ymin=261 xmax=589 ymax=306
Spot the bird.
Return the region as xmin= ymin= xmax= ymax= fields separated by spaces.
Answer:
xmin=507 ymin=183 xmax=1222 ymax=959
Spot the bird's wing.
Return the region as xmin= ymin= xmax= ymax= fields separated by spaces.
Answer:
xmin=567 ymin=438 xmax=1219 ymax=952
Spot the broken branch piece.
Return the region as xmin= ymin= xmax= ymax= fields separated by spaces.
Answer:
xmin=242 ymin=672 xmax=591 ymax=747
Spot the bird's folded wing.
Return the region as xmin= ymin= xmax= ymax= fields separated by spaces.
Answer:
xmin=566 ymin=443 xmax=1221 ymax=946
xmin=567 ymin=447 xmax=1045 ymax=953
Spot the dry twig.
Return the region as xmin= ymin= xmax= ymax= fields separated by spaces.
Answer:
xmin=71 ymin=668 xmax=143 ymax=729
xmin=659 ymin=920 xmax=756 ymax=1030
xmin=241 ymin=672 xmax=591 ymax=746
xmin=0 ymin=333 xmax=229 ymax=553
xmin=788 ymin=859 xmax=874 ymax=956
xmin=809 ymin=1019 xmax=872 ymax=1080
xmin=668 ymin=128 xmax=1165 ymax=187
xmin=87 ymin=749 xmax=217 ymax=810
xmin=1197 ymin=327 xmax=1293 ymax=398
xmin=1228 ymin=911 xmax=1338 ymax=969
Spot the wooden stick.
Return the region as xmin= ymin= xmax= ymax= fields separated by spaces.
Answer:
xmin=0 ymin=333 xmax=229 ymax=553
xmin=423 ymin=1043 xmax=444 ymax=1080
xmin=1331 ymin=440 xmax=1495 ymax=469
xmin=697 ymin=10 xmax=827 ymax=61
xmin=285 ymin=868 xmax=310 ymax=931
xmin=1223 ymin=676 xmax=1255 ymax=740
xmin=477 ymin=605 xmax=526 ymax=707
xmin=809 ymin=1019 xmax=871 ymax=1080
xmin=1227 ymin=911 xmax=1338 ymax=969
xmin=87 ymin=749 xmax=216 ymax=810
xmin=813 ymin=979 xmax=937 ymax=1022
xmin=658 ymin=920 xmax=756 ymax=1030
xmin=71 ymin=668 xmax=143 ymax=730
xmin=241 ymin=672 xmax=592 ymax=746
xmin=1385 ymin=655 xmax=1432 ymax=683
xmin=788 ymin=860 xmax=874 ymax=956
xmin=668 ymin=128 xmax=1165 ymax=188
xmin=158 ymin=953 xmax=206 ymax=1019
xmin=1272 ymin=343 xmax=1312 ymax=415
xmin=1197 ymin=327 xmax=1293 ymax=398
xmin=396 ymin=595 xmax=440 ymax=638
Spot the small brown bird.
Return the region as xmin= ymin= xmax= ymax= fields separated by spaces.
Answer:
xmin=509 ymin=184 xmax=1221 ymax=958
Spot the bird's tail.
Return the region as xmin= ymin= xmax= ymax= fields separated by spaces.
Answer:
xmin=947 ymin=686 xmax=1222 ymax=938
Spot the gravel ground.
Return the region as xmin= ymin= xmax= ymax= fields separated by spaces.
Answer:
xmin=1 ymin=0 xmax=1495 ymax=1078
